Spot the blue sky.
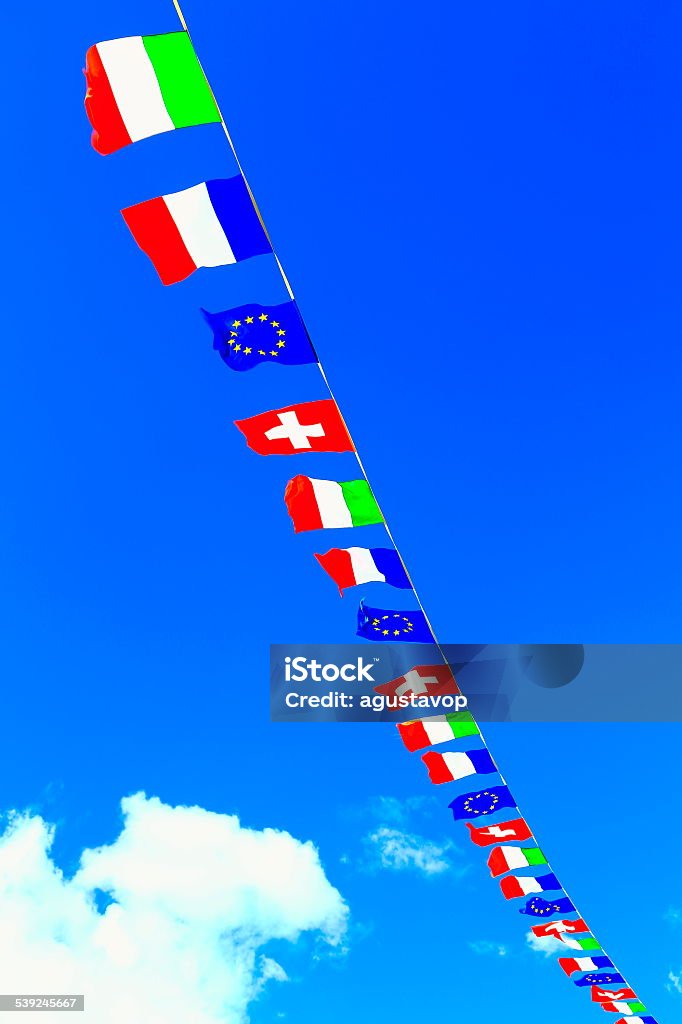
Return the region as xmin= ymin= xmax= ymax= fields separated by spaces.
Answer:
xmin=1 ymin=0 xmax=682 ymax=1020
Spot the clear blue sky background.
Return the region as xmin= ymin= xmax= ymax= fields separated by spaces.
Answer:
xmin=1 ymin=0 xmax=681 ymax=1021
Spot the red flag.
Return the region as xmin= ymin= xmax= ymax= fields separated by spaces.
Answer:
xmin=373 ymin=664 xmax=459 ymax=699
xmin=531 ymin=919 xmax=589 ymax=939
xmin=234 ymin=400 xmax=353 ymax=455
xmin=465 ymin=818 xmax=532 ymax=846
xmin=591 ymin=987 xmax=637 ymax=1003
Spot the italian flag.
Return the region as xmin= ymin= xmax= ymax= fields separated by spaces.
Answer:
xmin=558 ymin=935 xmax=601 ymax=952
xmin=284 ymin=475 xmax=383 ymax=532
xmin=397 ymin=712 xmax=479 ymax=751
xmin=500 ymin=871 xmax=559 ymax=899
xmin=421 ymin=748 xmax=496 ymax=784
xmin=487 ymin=845 xmax=547 ymax=878
xmin=600 ymin=1003 xmax=647 ymax=1015
xmin=121 ymin=177 xmax=270 ymax=285
xmin=85 ymin=32 xmax=220 ymax=154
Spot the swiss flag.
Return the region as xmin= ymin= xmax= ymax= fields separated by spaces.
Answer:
xmin=591 ymin=987 xmax=637 ymax=1003
xmin=465 ymin=818 xmax=533 ymax=846
xmin=531 ymin=919 xmax=589 ymax=939
xmin=373 ymin=664 xmax=459 ymax=699
xmin=234 ymin=400 xmax=354 ymax=455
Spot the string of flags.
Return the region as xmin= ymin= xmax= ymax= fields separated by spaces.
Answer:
xmin=83 ymin=15 xmax=656 ymax=1023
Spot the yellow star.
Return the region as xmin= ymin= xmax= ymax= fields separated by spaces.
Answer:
xmin=393 ymin=629 xmax=401 ymax=636
xmin=234 ymin=343 xmax=241 ymax=352
xmin=277 ymin=329 xmax=286 ymax=336
xmin=245 ymin=316 xmax=254 ymax=324
xmin=382 ymin=629 xmax=390 ymax=636
xmin=232 ymin=320 xmax=241 ymax=328
xmin=372 ymin=619 xmax=380 ymax=625
xmin=270 ymin=321 xmax=280 ymax=327
xmin=227 ymin=339 xmax=235 ymax=347
xmin=258 ymin=349 xmax=266 ymax=355
xmin=258 ymin=313 xmax=269 ymax=321
xmin=270 ymin=350 xmax=278 ymax=356
xmin=244 ymin=347 xmax=252 ymax=354
xmin=230 ymin=331 xmax=238 ymax=337
xmin=277 ymin=340 xmax=286 ymax=348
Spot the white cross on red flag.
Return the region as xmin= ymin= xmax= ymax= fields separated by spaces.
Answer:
xmin=234 ymin=399 xmax=354 ymax=455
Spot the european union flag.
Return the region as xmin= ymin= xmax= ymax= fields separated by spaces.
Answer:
xmin=574 ymin=973 xmax=625 ymax=988
xmin=519 ymin=895 xmax=575 ymax=917
xmin=202 ymin=301 xmax=317 ymax=371
xmin=357 ymin=601 xmax=434 ymax=643
xmin=448 ymin=785 xmax=516 ymax=820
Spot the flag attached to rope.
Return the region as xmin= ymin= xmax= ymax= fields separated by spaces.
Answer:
xmin=284 ymin=476 xmax=383 ymax=532
xmin=85 ymin=32 xmax=221 ymax=154
xmin=519 ymin=895 xmax=576 ymax=917
xmin=202 ymin=302 xmax=316 ymax=371
xmin=397 ymin=711 xmax=479 ymax=751
xmin=560 ymin=956 xmax=615 ymax=977
xmin=375 ymin=664 xmax=459 ymax=700
xmin=235 ymin=400 xmax=353 ymax=455
xmin=531 ymin=918 xmax=589 ymax=939
xmin=315 ymin=547 xmax=411 ymax=594
xmin=121 ymin=177 xmax=270 ymax=285
xmin=611 ymin=1018 xmax=656 ymax=1024
xmin=592 ymin=988 xmax=638 ymax=1003
xmin=487 ymin=845 xmax=548 ymax=878
xmin=357 ymin=602 xmax=434 ymax=642
xmin=575 ymin=973 xmax=626 ymax=988
xmin=421 ymin=748 xmax=496 ymax=785
xmin=449 ymin=785 xmax=516 ymax=821
xmin=500 ymin=873 xmax=561 ymax=900
xmin=600 ymin=1001 xmax=647 ymax=1014
xmin=466 ymin=818 xmax=533 ymax=846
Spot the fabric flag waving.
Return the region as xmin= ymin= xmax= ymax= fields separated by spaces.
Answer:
xmin=235 ymin=400 xmax=353 ymax=455
xmin=500 ymin=872 xmax=561 ymax=900
xmin=122 ymin=177 xmax=270 ymax=285
xmin=466 ymin=818 xmax=532 ymax=846
xmin=612 ymin=1018 xmax=657 ymax=1024
xmin=397 ymin=711 xmax=479 ymax=751
xmin=556 ymin=935 xmax=601 ymax=952
xmin=376 ymin=664 xmax=458 ymax=700
xmin=421 ymin=748 xmax=497 ymax=785
xmin=85 ymin=33 xmax=220 ymax=154
xmin=575 ymin=973 xmax=626 ymax=988
xmin=487 ymin=845 xmax=548 ymax=878
xmin=449 ymin=785 xmax=516 ymax=821
xmin=600 ymin=1002 xmax=647 ymax=1014
xmin=202 ymin=302 xmax=316 ymax=371
xmin=592 ymin=988 xmax=638 ymax=1003
xmin=315 ymin=547 xmax=411 ymax=594
xmin=519 ymin=896 xmax=576 ymax=917
xmin=531 ymin=919 xmax=589 ymax=939
xmin=357 ymin=602 xmax=434 ymax=642
xmin=284 ymin=475 xmax=383 ymax=532
xmin=560 ymin=956 xmax=614 ymax=977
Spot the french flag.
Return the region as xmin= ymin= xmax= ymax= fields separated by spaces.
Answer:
xmin=121 ymin=177 xmax=271 ymax=284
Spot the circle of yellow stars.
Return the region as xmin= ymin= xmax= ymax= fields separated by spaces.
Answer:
xmin=226 ymin=311 xmax=287 ymax=358
xmin=370 ymin=613 xmax=415 ymax=637
xmin=462 ymin=790 xmax=499 ymax=816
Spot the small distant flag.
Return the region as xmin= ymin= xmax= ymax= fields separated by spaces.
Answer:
xmin=202 ymin=302 xmax=316 ymax=371
xmin=357 ymin=602 xmax=434 ymax=643
xmin=531 ymin=919 xmax=589 ymax=939
xmin=487 ymin=846 xmax=548 ymax=878
xmin=575 ymin=973 xmax=626 ymax=988
xmin=85 ymin=32 xmax=220 ymax=154
xmin=611 ymin=1018 xmax=657 ymax=1024
xmin=397 ymin=711 xmax=479 ymax=751
xmin=122 ymin=177 xmax=271 ymax=285
xmin=284 ymin=475 xmax=383 ymax=532
xmin=519 ymin=896 xmax=576 ymax=918
xmin=376 ymin=665 xmax=458 ymax=701
xmin=560 ymin=956 xmax=614 ymax=977
xmin=421 ymin=748 xmax=497 ymax=785
xmin=600 ymin=1002 xmax=647 ymax=1014
xmin=500 ymin=872 xmax=560 ymax=900
xmin=235 ymin=400 xmax=353 ymax=455
xmin=449 ymin=785 xmax=516 ymax=821
xmin=315 ymin=547 xmax=411 ymax=594
xmin=592 ymin=988 xmax=638 ymax=1003
xmin=466 ymin=818 xmax=532 ymax=847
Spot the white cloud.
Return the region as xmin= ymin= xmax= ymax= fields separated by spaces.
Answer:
xmin=365 ymin=826 xmax=453 ymax=876
xmin=668 ymin=970 xmax=682 ymax=995
xmin=0 ymin=793 xmax=347 ymax=1024
xmin=525 ymin=931 xmax=565 ymax=957
xmin=468 ymin=940 xmax=508 ymax=957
